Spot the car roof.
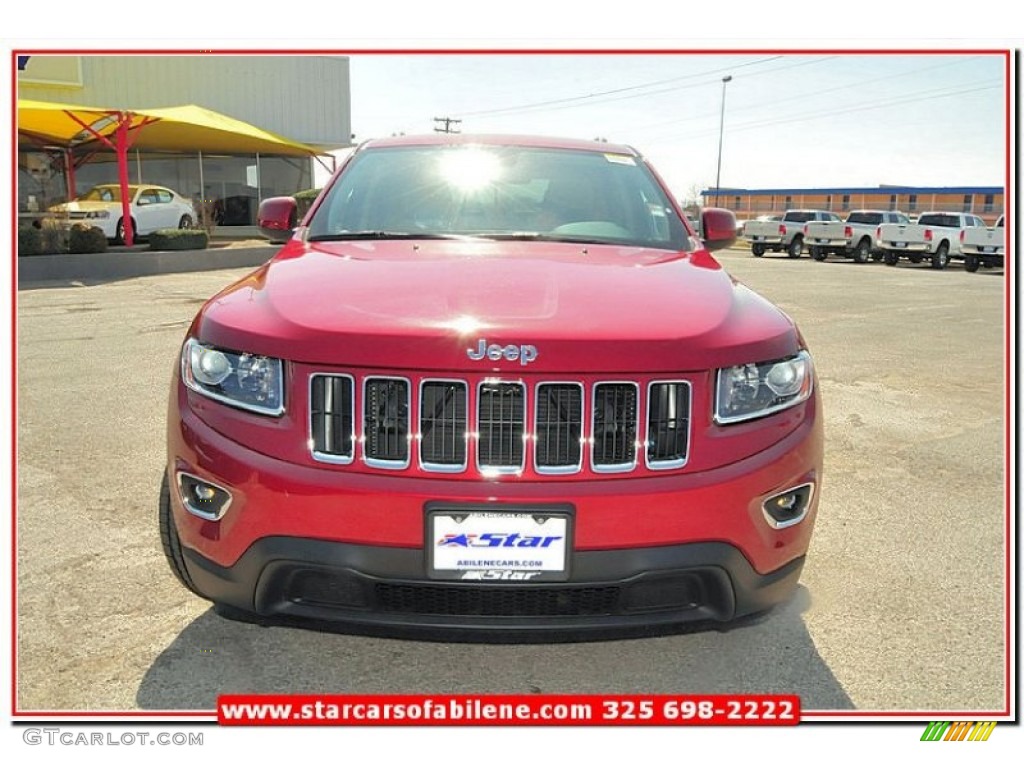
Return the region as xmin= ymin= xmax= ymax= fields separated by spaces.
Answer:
xmin=360 ymin=133 xmax=640 ymax=157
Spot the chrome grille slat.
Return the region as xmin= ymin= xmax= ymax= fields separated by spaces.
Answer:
xmin=477 ymin=382 xmax=525 ymax=472
xmin=535 ymin=383 xmax=583 ymax=473
xmin=364 ymin=377 xmax=410 ymax=467
xmin=310 ymin=374 xmax=355 ymax=463
xmin=592 ymin=383 xmax=639 ymax=471
xmin=420 ymin=380 xmax=468 ymax=471
xmin=646 ymin=381 xmax=691 ymax=469
xmin=309 ymin=375 xmax=689 ymax=474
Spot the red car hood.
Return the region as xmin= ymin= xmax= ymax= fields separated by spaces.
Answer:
xmin=193 ymin=239 xmax=800 ymax=374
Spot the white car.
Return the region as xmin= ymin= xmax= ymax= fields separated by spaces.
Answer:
xmin=49 ymin=184 xmax=196 ymax=243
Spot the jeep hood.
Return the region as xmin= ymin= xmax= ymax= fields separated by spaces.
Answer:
xmin=192 ymin=239 xmax=800 ymax=374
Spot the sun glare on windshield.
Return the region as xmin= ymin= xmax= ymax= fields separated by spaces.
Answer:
xmin=438 ymin=148 xmax=502 ymax=191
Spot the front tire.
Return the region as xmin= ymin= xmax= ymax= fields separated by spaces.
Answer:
xmin=114 ymin=217 xmax=138 ymax=245
xmin=931 ymin=243 xmax=949 ymax=270
xmin=787 ymin=237 xmax=804 ymax=259
xmin=159 ymin=474 xmax=205 ymax=598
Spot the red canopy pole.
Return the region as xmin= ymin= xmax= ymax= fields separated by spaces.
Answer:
xmin=115 ymin=114 xmax=134 ymax=247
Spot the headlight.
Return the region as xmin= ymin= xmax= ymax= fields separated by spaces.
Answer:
xmin=714 ymin=350 xmax=813 ymax=424
xmin=86 ymin=211 xmax=110 ymax=219
xmin=182 ymin=339 xmax=284 ymax=416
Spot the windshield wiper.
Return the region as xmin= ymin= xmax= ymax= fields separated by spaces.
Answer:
xmin=307 ymin=231 xmax=459 ymax=242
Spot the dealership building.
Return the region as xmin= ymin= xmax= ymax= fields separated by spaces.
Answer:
xmin=16 ymin=55 xmax=352 ymax=228
xmin=702 ymin=185 xmax=1005 ymax=225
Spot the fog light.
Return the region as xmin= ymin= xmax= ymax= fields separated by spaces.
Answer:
xmin=762 ymin=483 xmax=814 ymax=529
xmin=177 ymin=473 xmax=232 ymax=521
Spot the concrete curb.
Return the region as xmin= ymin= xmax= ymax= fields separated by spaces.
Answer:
xmin=17 ymin=244 xmax=278 ymax=287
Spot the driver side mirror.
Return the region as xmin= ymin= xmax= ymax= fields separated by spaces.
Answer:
xmin=700 ymin=208 xmax=738 ymax=252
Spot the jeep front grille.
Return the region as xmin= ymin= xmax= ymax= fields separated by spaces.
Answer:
xmin=309 ymin=374 xmax=690 ymax=475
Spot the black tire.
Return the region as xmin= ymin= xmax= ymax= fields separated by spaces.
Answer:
xmin=811 ymin=246 xmax=827 ymax=262
xmin=883 ymin=252 xmax=898 ymax=266
xmin=115 ymin=217 xmax=138 ymax=245
xmin=159 ymin=474 xmax=206 ymax=599
xmin=931 ymin=243 xmax=949 ymax=270
xmin=178 ymin=214 xmax=193 ymax=229
xmin=787 ymin=236 xmax=803 ymax=259
xmin=964 ymin=254 xmax=980 ymax=273
xmin=751 ymin=243 xmax=766 ymax=257
xmin=853 ymin=238 xmax=872 ymax=264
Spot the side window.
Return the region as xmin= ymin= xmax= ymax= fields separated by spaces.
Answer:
xmin=156 ymin=190 xmax=173 ymax=204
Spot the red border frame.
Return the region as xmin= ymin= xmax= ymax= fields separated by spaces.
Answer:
xmin=9 ymin=47 xmax=1015 ymax=721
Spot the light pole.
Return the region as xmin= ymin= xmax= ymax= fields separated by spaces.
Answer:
xmin=714 ymin=75 xmax=732 ymax=207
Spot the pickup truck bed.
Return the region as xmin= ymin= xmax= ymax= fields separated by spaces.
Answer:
xmin=960 ymin=215 xmax=1005 ymax=272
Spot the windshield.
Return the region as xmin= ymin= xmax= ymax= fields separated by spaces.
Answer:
xmin=306 ymin=144 xmax=691 ymax=250
xmin=80 ymin=186 xmax=129 ymax=203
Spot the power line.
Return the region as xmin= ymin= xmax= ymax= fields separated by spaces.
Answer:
xmin=454 ymin=55 xmax=785 ymax=119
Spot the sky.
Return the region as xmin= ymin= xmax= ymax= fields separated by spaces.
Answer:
xmin=338 ymin=52 xmax=1007 ymax=201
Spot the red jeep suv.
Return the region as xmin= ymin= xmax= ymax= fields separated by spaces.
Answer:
xmin=162 ymin=134 xmax=823 ymax=635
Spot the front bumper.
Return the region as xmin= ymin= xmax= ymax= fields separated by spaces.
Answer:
xmin=168 ymin=382 xmax=822 ymax=632
xmin=183 ymin=536 xmax=804 ymax=634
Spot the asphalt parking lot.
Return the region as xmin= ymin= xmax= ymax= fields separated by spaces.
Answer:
xmin=14 ymin=248 xmax=1007 ymax=714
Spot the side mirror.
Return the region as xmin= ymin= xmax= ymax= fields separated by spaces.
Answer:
xmin=700 ymin=207 xmax=738 ymax=252
xmin=257 ymin=196 xmax=298 ymax=243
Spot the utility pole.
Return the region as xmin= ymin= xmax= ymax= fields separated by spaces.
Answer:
xmin=714 ymin=75 xmax=732 ymax=207
xmin=433 ymin=117 xmax=462 ymax=134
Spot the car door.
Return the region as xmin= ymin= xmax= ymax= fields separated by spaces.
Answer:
xmin=133 ymin=188 xmax=163 ymax=235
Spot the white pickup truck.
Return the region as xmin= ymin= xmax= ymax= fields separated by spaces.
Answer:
xmin=804 ymin=210 xmax=911 ymax=263
xmin=960 ymin=215 xmax=1004 ymax=273
xmin=877 ymin=211 xmax=987 ymax=269
xmin=742 ymin=209 xmax=842 ymax=258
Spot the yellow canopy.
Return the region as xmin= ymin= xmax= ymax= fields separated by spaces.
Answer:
xmin=17 ymin=99 xmax=320 ymax=157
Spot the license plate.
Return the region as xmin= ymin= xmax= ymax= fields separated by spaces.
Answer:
xmin=983 ymin=246 xmax=995 ymax=253
xmin=427 ymin=511 xmax=571 ymax=581
xmin=895 ymin=242 xmax=907 ymax=248
xmin=751 ymin=236 xmax=762 ymax=241
xmin=816 ymin=238 xmax=829 ymax=244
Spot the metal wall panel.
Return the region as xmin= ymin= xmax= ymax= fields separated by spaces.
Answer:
xmin=18 ymin=55 xmax=352 ymax=149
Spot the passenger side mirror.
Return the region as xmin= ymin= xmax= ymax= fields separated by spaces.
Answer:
xmin=257 ymin=196 xmax=298 ymax=243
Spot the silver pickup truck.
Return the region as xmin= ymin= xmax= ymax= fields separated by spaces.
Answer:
xmin=804 ymin=210 xmax=911 ymax=263
xmin=960 ymin=215 xmax=1004 ymax=272
xmin=877 ymin=211 xmax=987 ymax=269
xmin=742 ymin=209 xmax=842 ymax=258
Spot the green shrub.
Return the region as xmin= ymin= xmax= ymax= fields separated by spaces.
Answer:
xmin=149 ymin=229 xmax=209 ymax=251
xmin=18 ymin=227 xmax=44 ymax=256
xmin=293 ymin=188 xmax=321 ymax=219
xmin=69 ymin=224 xmax=108 ymax=254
